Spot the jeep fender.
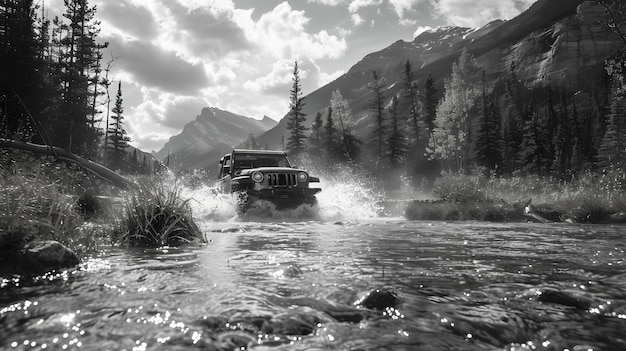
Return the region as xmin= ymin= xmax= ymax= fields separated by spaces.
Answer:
xmin=231 ymin=176 xmax=252 ymax=192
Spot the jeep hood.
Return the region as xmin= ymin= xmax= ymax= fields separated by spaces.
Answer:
xmin=238 ymin=167 xmax=307 ymax=174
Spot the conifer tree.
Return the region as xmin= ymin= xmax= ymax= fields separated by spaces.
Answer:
xmin=286 ymin=60 xmax=307 ymax=156
xmin=422 ymin=72 xmax=438 ymax=133
xmin=106 ymin=81 xmax=130 ymax=171
xmin=474 ymin=72 xmax=502 ymax=171
xmin=387 ymin=94 xmax=407 ymax=169
xmin=52 ymin=0 xmax=107 ymax=157
xmin=322 ymin=106 xmax=342 ymax=163
xmin=402 ymin=60 xmax=422 ymax=149
xmin=0 ymin=0 xmax=47 ymax=141
xmin=519 ymin=112 xmax=541 ymax=174
xmin=369 ymin=70 xmax=386 ymax=160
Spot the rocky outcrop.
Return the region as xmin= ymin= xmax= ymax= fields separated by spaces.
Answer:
xmin=1 ymin=240 xmax=79 ymax=276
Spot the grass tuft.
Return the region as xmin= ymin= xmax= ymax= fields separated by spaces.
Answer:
xmin=114 ymin=177 xmax=206 ymax=247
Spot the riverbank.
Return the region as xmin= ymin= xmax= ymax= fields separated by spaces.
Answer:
xmin=405 ymin=170 xmax=626 ymax=224
xmin=0 ymin=149 xmax=205 ymax=275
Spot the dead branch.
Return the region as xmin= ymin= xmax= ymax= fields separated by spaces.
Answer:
xmin=0 ymin=138 xmax=138 ymax=190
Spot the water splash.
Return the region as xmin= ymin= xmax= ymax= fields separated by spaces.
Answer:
xmin=316 ymin=172 xmax=384 ymax=220
xmin=180 ymin=183 xmax=238 ymax=222
xmin=178 ymin=170 xmax=384 ymax=222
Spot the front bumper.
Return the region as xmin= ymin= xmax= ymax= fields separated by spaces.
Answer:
xmin=244 ymin=187 xmax=321 ymax=209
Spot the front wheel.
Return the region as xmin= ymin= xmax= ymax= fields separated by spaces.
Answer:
xmin=234 ymin=191 xmax=258 ymax=215
xmin=304 ymin=196 xmax=318 ymax=206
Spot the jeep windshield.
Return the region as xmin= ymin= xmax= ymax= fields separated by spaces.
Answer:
xmin=232 ymin=153 xmax=291 ymax=174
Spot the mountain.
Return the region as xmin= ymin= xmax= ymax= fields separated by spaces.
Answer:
xmin=255 ymin=0 xmax=622 ymax=151
xmin=155 ymin=107 xmax=276 ymax=171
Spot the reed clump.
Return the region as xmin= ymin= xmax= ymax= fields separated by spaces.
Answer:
xmin=113 ymin=177 xmax=206 ymax=247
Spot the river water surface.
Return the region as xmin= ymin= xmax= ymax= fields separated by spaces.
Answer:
xmin=1 ymin=181 xmax=626 ymax=351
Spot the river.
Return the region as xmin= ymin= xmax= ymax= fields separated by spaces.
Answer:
xmin=1 ymin=180 xmax=625 ymax=351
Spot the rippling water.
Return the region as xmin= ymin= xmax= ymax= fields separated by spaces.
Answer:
xmin=1 ymin=181 xmax=626 ymax=351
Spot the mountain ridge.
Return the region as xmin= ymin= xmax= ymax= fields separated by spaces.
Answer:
xmin=155 ymin=107 xmax=276 ymax=171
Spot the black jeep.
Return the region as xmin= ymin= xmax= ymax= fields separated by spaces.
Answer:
xmin=217 ymin=149 xmax=321 ymax=212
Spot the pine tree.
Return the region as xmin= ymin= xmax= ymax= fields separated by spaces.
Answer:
xmin=387 ymin=94 xmax=407 ymax=169
xmin=322 ymin=106 xmax=341 ymax=163
xmin=474 ymin=72 xmax=502 ymax=171
xmin=369 ymin=70 xmax=386 ymax=160
xmin=52 ymin=0 xmax=107 ymax=157
xmin=402 ymin=60 xmax=422 ymax=149
xmin=422 ymin=72 xmax=439 ymax=133
xmin=286 ymin=60 xmax=307 ymax=156
xmin=106 ymin=81 xmax=130 ymax=171
xmin=0 ymin=0 xmax=47 ymax=141
xmin=519 ymin=112 xmax=540 ymax=174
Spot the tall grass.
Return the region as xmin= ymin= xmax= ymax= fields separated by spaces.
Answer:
xmin=113 ymin=176 xmax=206 ymax=247
xmin=0 ymin=150 xmax=103 ymax=257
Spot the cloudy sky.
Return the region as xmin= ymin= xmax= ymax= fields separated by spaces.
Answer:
xmin=45 ymin=0 xmax=535 ymax=152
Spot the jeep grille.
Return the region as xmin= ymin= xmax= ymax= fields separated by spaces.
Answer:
xmin=267 ymin=173 xmax=297 ymax=187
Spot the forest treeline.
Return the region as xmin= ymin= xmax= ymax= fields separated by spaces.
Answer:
xmin=0 ymin=0 xmax=156 ymax=174
xmin=280 ymin=1 xmax=626 ymax=185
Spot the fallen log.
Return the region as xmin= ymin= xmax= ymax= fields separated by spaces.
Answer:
xmin=0 ymin=138 xmax=137 ymax=189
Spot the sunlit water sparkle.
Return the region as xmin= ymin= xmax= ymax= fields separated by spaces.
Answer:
xmin=1 ymin=177 xmax=625 ymax=350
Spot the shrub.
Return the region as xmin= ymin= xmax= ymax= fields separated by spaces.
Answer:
xmin=432 ymin=172 xmax=488 ymax=203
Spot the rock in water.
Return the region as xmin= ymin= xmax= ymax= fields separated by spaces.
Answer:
xmin=355 ymin=289 xmax=400 ymax=310
xmin=18 ymin=240 xmax=79 ymax=274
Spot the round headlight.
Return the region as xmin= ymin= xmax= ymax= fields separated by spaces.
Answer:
xmin=297 ymin=172 xmax=308 ymax=182
xmin=252 ymin=172 xmax=264 ymax=183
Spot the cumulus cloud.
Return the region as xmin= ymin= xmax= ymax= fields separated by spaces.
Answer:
xmin=435 ymin=0 xmax=534 ymax=27
xmin=251 ymin=2 xmax=347 ymax=61
xmin=348 ymin=0 xmax=382 ymax=13
xmin=388 ymin=0 xmax=416 ymax=19
xmin=98 ymin=1 xmax=158 ymax=39
xmin=351 ymin=13 xmax=364 ymax=26
xmin=106 ymin=37 xmax=210 ymax=95
xmin=307 ymin=0 xmax=347 ymax=5
xmin=125 ymin=90 xmax=211 ymax=150
xmin=162 ymin=1 xmax=251 ymax=59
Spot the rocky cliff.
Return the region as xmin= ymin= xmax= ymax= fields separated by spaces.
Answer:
xmin=489 ymin=1 xmax=624 ymax=87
